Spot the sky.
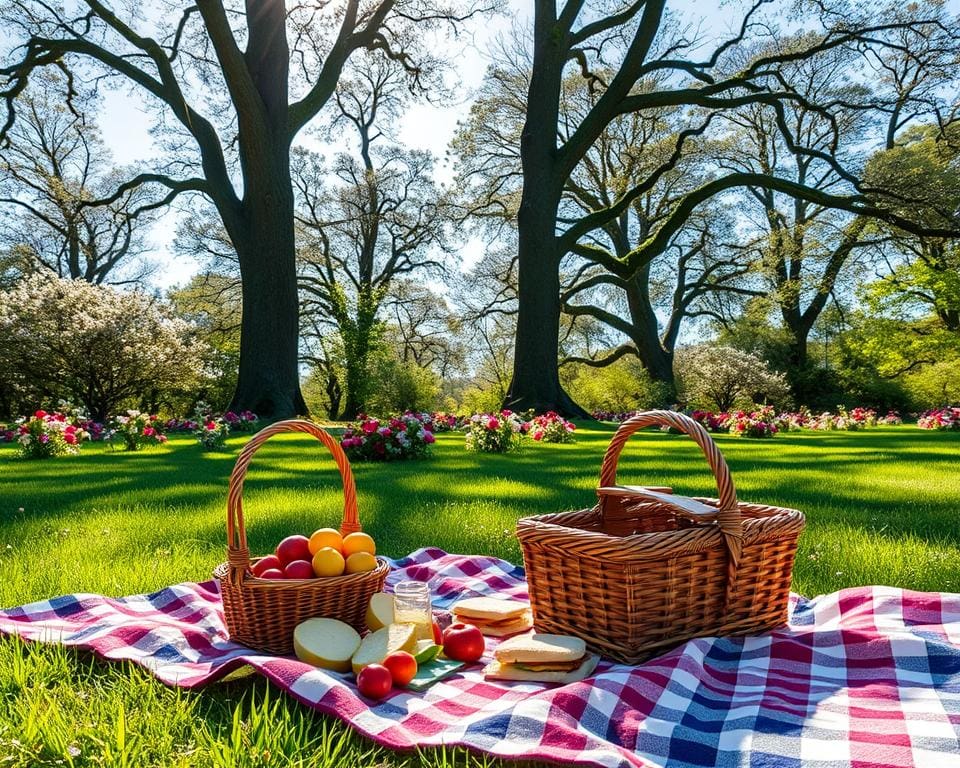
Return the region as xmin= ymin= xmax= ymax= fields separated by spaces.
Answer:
xmin=91 ymin=0 xmax=749 ymax=290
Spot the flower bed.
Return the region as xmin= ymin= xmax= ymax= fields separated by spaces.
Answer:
xmin=727 ymin=406 xmax=779 ymax=438
xmin=340 ymin=413 xmax=435 ymax=461
xmin=917 ymin=407 xmax=960 ymax=430
xmin=529 ymin=411 xmax=576 ymax=443
xmin=223 ymin=410 xmax=259 ymax=433
xmin=465 ymin=410 xmax=527 ymax=453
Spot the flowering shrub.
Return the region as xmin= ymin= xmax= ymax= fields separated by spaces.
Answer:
xmin=775 ymin=410 xmax=810 ymax=431
xmin=690 ymin=410 xmax=731 ymax=433
xmin=529 ymin=412 xmax=576 ymax=443
xmin=465 ymin=411 xmax=527 ymax=453
xmin=727 ymin=406 xmax=779 ymax=438
xmin=340 ymin=413 xmax=435 ymax=461
xmin=0 ymin=424 xmax=13 ymax=443
xmin=880 ymin=411 xmax=903 ymax=426
xmin=107 ymin=410 xmax=167 ymax=451
xmin=917 ymin=407 xmax=960 ymax=430
xmin=429 ymin=412 xmax=463 ymax=432
xmin=196 ymin=418 xmax=230 ymax=450
xmin=224 ymin=410 xmax=259 ymax=433
xmin=15 ymin=410 xmax=88 ymax=458
xmin=808 ymin=406 xmax=874 ymax=431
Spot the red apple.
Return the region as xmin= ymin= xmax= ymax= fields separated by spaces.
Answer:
xmin=357 ymin=663 xmax=393 ymax=699
xmin=284 ymin=559 xmax=315 ymax=579
xmin=252 ymin=555 xmax=282 ymax=577
xmin=382 ymin=651 xmax=417 ymax=686
xmin=276 ymin=535 xmax=311 ymax=565
xmin=432 ymin=619 xmax=443 ymax=645
xmin=259 ymin=568 xmax=284 ymax=579
xmin=442 ymin=622 xmax=485 ymax=663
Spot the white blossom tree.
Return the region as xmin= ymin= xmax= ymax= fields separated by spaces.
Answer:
xmin=0 ymin=277 xmax=208 ymax=420
xmin=676 ymin=345 xmax=791 ymax=412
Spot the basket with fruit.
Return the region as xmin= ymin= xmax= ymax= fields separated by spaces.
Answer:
xmin=517 ymin=409 xmax=805 ymax=665
xmin=214 ymin=419 xmax=389 ymax=655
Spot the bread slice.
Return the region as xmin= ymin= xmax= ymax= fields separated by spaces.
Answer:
xmin=483 ymin=653 xmax=599 ymax=684
xmin=451 ymin=597 xmax=530 ymax=621
xmin=493 ymin=633 xmax=586 ymax=664
xmin=469 ymin=610 xmax=533 ymax=637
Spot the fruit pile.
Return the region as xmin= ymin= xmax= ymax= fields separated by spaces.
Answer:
xmin=295 ymin=592 xmax=487 ymax=699
xmin=250 ymin=529 xmax=379 ymax=580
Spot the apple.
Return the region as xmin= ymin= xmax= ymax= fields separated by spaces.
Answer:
xmin=441 ymin=622 xmax=485 ymax=663
xmin=284 ymin=559 xmax=315 ymax=579
xmin=276 ymin=535 xmax=311 ymax=565
xmin=382 ymin=651 xmax=417 ymax=687
xmin=252 ymin=555 xmax=282 ymax=577
xmin=432 ymin=619 xmax=443 ymax=645
xmin=259 ymin=568 xmax=284 ymax=579
xmin=356 ymin=663 xmax=393 ymax=699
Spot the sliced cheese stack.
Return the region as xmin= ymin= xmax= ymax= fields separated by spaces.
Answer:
xmin=450 ymin=597 xmax=533 ymax=637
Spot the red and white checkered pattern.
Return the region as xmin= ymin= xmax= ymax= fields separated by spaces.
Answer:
xmin=2 ymin=548 xmax=959 ymax=768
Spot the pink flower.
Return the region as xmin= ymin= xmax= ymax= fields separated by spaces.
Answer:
xmin=64 ymin=432 xmax=77 ymax=445
xmin=361 ymin=420 xmax=379 ymax=434
xmin=35 ymin=410 xmax=47 ymax=419
xmin=157 ymin=435 xmax=168 ymax=443
xmin=378 ymin=427 xmax=392 ymax=437
xmin=143 ymin=426 xmax=155 ymax=437
xmin=423 ymin=432 xmax=435 ymax=444
xmin=39 ymin=434 xmax=50 ymax=444
xmin=487 ymin=417 xmax=500 ymax=430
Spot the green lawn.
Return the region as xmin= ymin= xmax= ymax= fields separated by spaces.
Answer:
xmin=1 ymin=424 xmax=958 ymax=766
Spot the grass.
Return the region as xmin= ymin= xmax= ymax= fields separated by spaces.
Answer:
xmin=1 ymin=423 xmax=958 ymax=766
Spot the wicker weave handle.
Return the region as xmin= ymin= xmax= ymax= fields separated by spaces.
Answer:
xmin=225 ymin=419 xmax=360 ymax=583
xmin=599 ymin=410 xmax=743 ymax=574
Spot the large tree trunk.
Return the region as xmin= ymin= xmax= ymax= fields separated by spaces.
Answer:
xmin=505 ymin=7 xmax=589 ymax=419
xmin=227 ymin=0 xmax=306 ymax=420
xmin=507 ymin=195 xmax=589 ymax=417
xmin=230 ymin=180 xmax=307 ymax=420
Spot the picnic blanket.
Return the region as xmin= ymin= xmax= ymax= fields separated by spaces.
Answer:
xmin=2 ymin=548 xmax=959 ymax=768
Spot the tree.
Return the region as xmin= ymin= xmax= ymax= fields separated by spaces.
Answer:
xmin=457 ymin=0 xmax=959 ymax=415
xmin=0 ymin=72 xmax=156 ymax=285
xmin=296 ymin=55 xmax=449 ymax=418
xmin=0 ymin=276 xmax=207 ymax=420
xmin=676 ymin=345 xmax=790 ymax=412
xmin=1 ymin=0 xmax=484 ymax=418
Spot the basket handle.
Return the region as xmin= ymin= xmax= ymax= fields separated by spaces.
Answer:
xmin=598 ymin=410 xmax=743 ymax=578
xmin=225 ymin=419 xmax=360 ymax=584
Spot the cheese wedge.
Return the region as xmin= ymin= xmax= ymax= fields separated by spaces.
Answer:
xmin=293 ymin=618 xmax=362 ymax=672
xmin=350 ymin=622 xmax=417 ymax=675
xmin=365 ymin=592 xmax=395 ymax=632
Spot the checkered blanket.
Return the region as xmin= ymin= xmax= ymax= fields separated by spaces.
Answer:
xmin=2 ymin=548 xmax=959 ymax=768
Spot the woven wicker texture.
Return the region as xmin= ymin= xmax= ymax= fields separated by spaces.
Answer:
xmin=214 ymin=419 xmax=388 ymax=655
xmin=517 ymin=410 xmax=805 ymax=664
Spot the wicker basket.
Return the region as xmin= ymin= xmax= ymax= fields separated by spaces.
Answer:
xmin=214 ymin=419 xmax=389 ymax=655
xmin=516 ymin=410 xmax=805 ymax=665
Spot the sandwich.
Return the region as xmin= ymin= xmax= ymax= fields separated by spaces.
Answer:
xmin=483 ymin=633 xmax=599 ymax=684
xmin=450 ymin=597 xmax=533 ymax=637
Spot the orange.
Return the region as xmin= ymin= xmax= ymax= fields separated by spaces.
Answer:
xmin=309 ymin=528 xmax=343 ymax=556
xmin=345 ymin=551 xmax=378 ymax=574
xmin=343 ymin=532 xmax=376 ymax=557
xmin=312 ymin=547 xmax=345 ymax=577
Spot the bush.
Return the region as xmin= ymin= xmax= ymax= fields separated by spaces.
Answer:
xmin=340 ymin=413 xmax=435 ymax=461
xmin=13 ymin=410 xmax=87 ymax=458
xmin=528 ymin=412 xmax=576 ymax=443
xmin=562 ymin=358 xmax=668 ymax=412
xmin=107 ymin=410 xmax=167 ymax=451
xmin=464 ymin=411 xmax=527 ymax=453
xmin=917 ymin=407 xmax=960 ymax=430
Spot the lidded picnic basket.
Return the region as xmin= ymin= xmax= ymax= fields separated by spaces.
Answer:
xmin=516 ymin=410 xmax=805 ymax=665
xmin=214 ymin=419 xmax=389 ymax=655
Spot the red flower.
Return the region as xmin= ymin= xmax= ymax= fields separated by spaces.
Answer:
xmin=34 ymin=410 xmax=47 ymax=419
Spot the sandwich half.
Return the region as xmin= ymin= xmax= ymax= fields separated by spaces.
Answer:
xmin=450 ymin=596 xmax=533 ymax=637
xmin=483 ymin=633 xmax=599 ymax=684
